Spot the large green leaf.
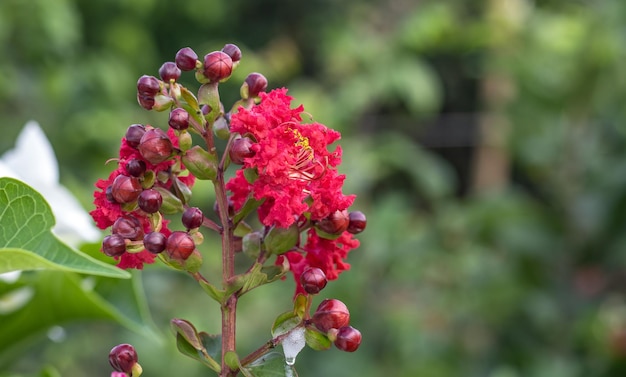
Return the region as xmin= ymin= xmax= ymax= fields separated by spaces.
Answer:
xmin=0 ymin=178 xmax=128 ymax=278
xmin=0 ymin=270 xmax=158 ymax=366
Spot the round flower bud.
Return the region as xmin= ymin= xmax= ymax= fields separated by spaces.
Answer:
xmin=102 ymin=234 xmax=126 ymax=257
xmin=138 ymin=128 xmax=173 ymax=164
xmin=300 ymin=267 xmax=327 ymax=294
xmin=125 ymin=124 xmax=146 ymax=148
xmin=112 ymin=215 xmax=144 ymax=241
xmin=159 ymin=61 xmax=181 ymax=82
xmin=175 ymin=47 xmax=198 ymax=71
xmin=143 ymin=231 xmax=167 ymax=254
xmin=109 ymin=343 xmax=138 ymax=375
xmin=203 ymin=51 xmax=233 ymax=82
xmin=182 ymin=207 xmax=203 ymax=229
xmin=111 ymin=174 xmax=142 ymax=204
xmin=137 ymin=75 xmax=160 ymax=96
xmin=166 ymin=231 xmax=195 ymax=260
xmin=316 ymin=210 xmax=349 ymax=235
xmin=137 ymin=94 xmax=156 ymax=110
xmin=347 ymin=211 xmax=367 ymax=234
xmin=137 ymin=189 xmax=162 ymax=214
xmin=229 ymin=137 xmax=255 ymax=164
xmin=244 ymin=72 xmax=268 ymax=98
xmin=221 ymin=43 xmax=242 ymax=63
xmin=168 ymin=108 xmax=190 ymax=130
xmin=125 ymin=159 xmax=146 ymax=177
xmin=105 ymin=185 xmax=116 ymax=203
xmin=312 ymin=299 xmax=350 ymax=333
xmin=334 ymin=326 xmax=362 ymax=352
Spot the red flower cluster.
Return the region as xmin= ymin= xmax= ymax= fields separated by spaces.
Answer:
xmin=278 ymin=230 xmax=360 ymax=295
xmin=91 ymin=127 xmax=195 ymax=269
xmin=226 ymin=89 xmax=358 ymax=292
xmin=226 ymin=88 xmax=354 ymax=228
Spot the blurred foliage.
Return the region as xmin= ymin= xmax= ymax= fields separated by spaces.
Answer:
xmin=3 ymin=0 xmax=626 ymax=376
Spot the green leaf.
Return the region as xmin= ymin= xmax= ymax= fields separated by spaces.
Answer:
xmin=171 ymin=318 xmax=203 ymax=350
xmin=174 ymin=325 xmax=221 ymax=373
xmin=243 ymin=351 xmax=299 ymax=377
xmin=304 ymin=327 xmax=332 ymax=351
xmin=0 ymin=178 xmax=128 ymax=278
xmin=271 ymin=311 xmax=301 ymax=338
xmin=264 ymin=224 xmax=299 ymax=255
xmin=0 ymin=270 xmax=157 ymax=366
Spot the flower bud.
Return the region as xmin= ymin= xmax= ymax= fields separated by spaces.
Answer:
xmin=175 ymin=47 xmax=198 ymax=71
xmin=125 ymin=124 xmax=146 ymax=148
xmin=159 ymin=61 xmax=181 ymax=82
xmin=182 ymin=207 xmax=203 ymax=230
xmin=316 ymin=210 xmax=349 ymax=235
xmin=139 ymin=128 xmax=173 ymax=164
xmin=111 ymin=174 xmax=142 ymax=203
xmin=137 ymin=94 xmax=155 ymax=110
xmin=229 ymin=137 xmax=255 ymax=164
xmin=109 ymin=343 xmax=138 ymax=375
xmin=334 ymin=326 xmax=362 ymax=352
xmin=102 ymin=234 xmax=126 ymax=257
xmin=143 ymin=231 xmax=167 ymax=254
xmin=137 ymin=189 xmax=162 ymax=214
xmin=347 ymin=211 xmax=366 ymax=234
xmin=166 ymin=231 xmax=195 ymax=260
xmin=300 ymin=267 xmax=328 ymax=294
xmin=312 ymin=299 xmax=350 ymax=333
xmin=203 ymin=51 xmax=233 ymax=82
xmin=243 ymin=72 xmax=268 ymax=98
xmin=168 ymin=108 xmax=190 ymax=130
xmin=182 ymin=145 xmax=218 ymax=180
xmin=125 ymin=159 xmax=146 ymax=177
xmin=112 ymin=215 xmax=144 ymax=241
xmin=221 ymin=43 xmax=241 ymax=63
xmin=106 ymin=185 xmax=116 ymax=203
xmin=137 ymin=75 xmax=160 ymax=97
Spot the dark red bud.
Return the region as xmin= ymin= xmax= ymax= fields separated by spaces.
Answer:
xmin=143 ymin=231 xmax=167 ymax=254
xmin=245 ymin=72 xmax=268 ymax=97
xmin=125 ymin=124 xmax=146 ymax=148
xmin=316 ymin=210 xmax=349 ymax=235
xmin=168 ymin=108 xmax=190 ymax=130
xmin=334 ymin=326 xmax=362 ymax=352
xmin=175 ymin=47 xmax=198 ymax=71
xmin=159 ymin=61 xmax=181 ymax=82
xmin=112 ymin=215 xmax=144 ymax=241
xmin=105 ymin=185 xmax=116 ymax=203
xmin=111 ymin=175 xmax=142 ymax=203
xmin=138 ymin=128 xmax=173 ymax=164
xmin=125 ymin=159 xmax=146 ymax=177
xmin=221 ymin=43 xmax=242 ymax=63
xmin=229 ymin=137 xmax=255 ymax=164
xmin=203 ymin=51 xmax=233 ymax=82
xmin=166 ymin=231 xmax=195 ymax=260
xmin=102 ymin=234 xmax=126 ymax=257
xmin=300 ymin=267 xmax=328 ymax=294
xmin=347 ymin=211 xmax=366 ymax=234
xmin=109 ymin=343 xmax=138 ymax=374
xmin=137 ymin=94 xmax=156 ymax=110
xmin=137 ymin=189 xmax=162 ymax=214
xmin=137 ymin=75 xmax=160 ymax=96
xmin=182 ymin=207 xmax=203 ymax=229
xmin=312 ymin=299 xmax=350 ymax=333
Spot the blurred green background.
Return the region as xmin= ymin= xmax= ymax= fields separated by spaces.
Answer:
xmin=3 ymin=0 xmax=626 ymax=376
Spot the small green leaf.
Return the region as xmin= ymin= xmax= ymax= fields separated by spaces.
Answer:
xmin=232 ymin=196 xmax=264 ymax=224
xmin=225 ymin=351 xmax=241 ymax=372
xmin=153 ymin=186 xmax=184 ymax=214
xmin=198 ymin=280 xmax=226 ymax=303
xmin=243 ymin=351 xmax=299 ymax=377
xmin=234 ymin=221 xmax=253 ymax=237
xmin=272 ymin=311 xmax=301 ymax=338
xmin=199 ymin=332 xmax=221 ymax=362
xmin=171 ymin=318 xmax=202 ymax=350
xmin=242 ymin=232 xmax=262 ymax=259
xmin=264 ymin=224 xmax=299 ymax=255
xmin=293 ymin=294 xmax=308 ymax=319
xmin=181 ymin=86 xmax=200 ymax=112
xmin=0 ymin=178 xmax=127 ymax=278
xmin=304 ymin=327 xmax=332 ymax=351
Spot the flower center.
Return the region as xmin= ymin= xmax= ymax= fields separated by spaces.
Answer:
xmin=288 ymin=128 xmax=325 ymax=182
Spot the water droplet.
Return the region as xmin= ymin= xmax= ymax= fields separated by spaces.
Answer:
xmin=285 ymin=356 xmax=296 ymax=366
xmin=282 ymin=327 xmax=305 ymax=367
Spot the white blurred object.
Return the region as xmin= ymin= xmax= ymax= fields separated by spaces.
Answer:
xmin=0 ymin=121 xmax=101 ymax=247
